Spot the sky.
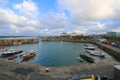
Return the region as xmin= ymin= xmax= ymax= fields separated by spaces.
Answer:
xmin=0 ymin=0 xmax=120 ymax=36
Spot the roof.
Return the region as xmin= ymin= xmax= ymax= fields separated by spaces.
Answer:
xmin=114 ymin=65 xmax=120 ymax=70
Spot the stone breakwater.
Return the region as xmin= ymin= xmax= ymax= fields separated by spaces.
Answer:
xmin=0 ymin=59 xmax=119 ymax=80
xmin=0 ymin=38 xmax=39 ymax=46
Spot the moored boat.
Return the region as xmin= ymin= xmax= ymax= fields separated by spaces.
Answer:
xmin=1 ymin=49 xmax=23 ymax=57
xmin=8 ymin=55 xmax=18 ymax=60
xmin=22 ymin=51 xmax=36 ymax=60
xmin=86 ymin=50 xmax=105 ymax=57
xmin=80 ymin=54 xmax=94 ymax=63
xmin=84 ymin=46 xmax=95 ymax=50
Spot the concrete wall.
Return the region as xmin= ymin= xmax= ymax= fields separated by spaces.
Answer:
xmin=0 ymin=38 xmax=39 ymax=46
xmin=93 ymin=42 xmax=120 ymax=62
xmin=114 ymin=65 xmax=120 ymax=80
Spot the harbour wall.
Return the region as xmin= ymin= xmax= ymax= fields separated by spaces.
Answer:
xmin=0 ymin=38 xmax=39 ymax=46
xmin=92 ymin=42 xmax=120 ymax=62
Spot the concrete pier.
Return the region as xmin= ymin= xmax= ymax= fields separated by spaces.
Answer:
xmin=93 ymin=42 xmax=120 ymax=62
xmin=0 ymin=38 xmax=39 ymax=46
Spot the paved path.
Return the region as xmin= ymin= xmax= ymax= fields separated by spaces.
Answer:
xmin=97 ymin=42 xmax=120 ymax=53
xmin=0 ymin=59 xmax=119 ymax=80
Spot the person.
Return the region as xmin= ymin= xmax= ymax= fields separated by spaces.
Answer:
xmin=46 ymin=67 xmax=50 ymax=72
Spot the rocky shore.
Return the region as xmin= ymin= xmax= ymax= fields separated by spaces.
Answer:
xmin=0 ymin=59 xmax=119 ymax=80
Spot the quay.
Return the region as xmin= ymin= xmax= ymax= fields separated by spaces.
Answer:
xmin=0 ymin=37 xmax=39 ymax=46
xmin=0 ymin=59 xmax=119 ymax=80
xmin=93 ymin=42 xmax=120 ymax=62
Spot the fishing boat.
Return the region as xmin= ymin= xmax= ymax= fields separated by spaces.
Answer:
xmin=86 ymin=50 xmax=105 ymax=57
xmin=1 ymin=49 xmax=23 ymax=57
xmin=80 ymin=54 xmax=94 ymax=63
xmin=84 ymin=46 xmax=95 ymax=50
xmin=8 ymin=55 xmax=18 ymax=60
xmin=22 ymin=51 xmax=36 ymax=60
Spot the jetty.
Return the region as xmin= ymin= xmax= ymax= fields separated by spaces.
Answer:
xmin=93 ymin=42 xmax=120 ymax=61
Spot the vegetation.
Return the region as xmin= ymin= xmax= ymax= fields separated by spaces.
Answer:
xmin=105 ymin=36 xmax=120 ymax=42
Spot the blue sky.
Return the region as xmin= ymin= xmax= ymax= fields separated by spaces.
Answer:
xmin=0 ymin=0 xmax=120 ymax=36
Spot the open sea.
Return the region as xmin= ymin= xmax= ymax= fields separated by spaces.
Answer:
xmin=3 ymin=38 xmax=115 ymax=66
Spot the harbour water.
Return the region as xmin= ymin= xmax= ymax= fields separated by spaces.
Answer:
xmin=3 ymin=39 xmax=115 ymax=66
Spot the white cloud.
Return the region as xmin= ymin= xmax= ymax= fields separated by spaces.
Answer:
xmin=0 ymin=0 xmax=43 ymax=36
xmin=10 ymin=24 xmax=36 ymax=33
xmin=14 ymin=0 xmax=39 ymax=19
xmin=58 ymin=0 xmax=116 ymax=21
xmin=1 ymin=0 xmax=120 ymax=36
xmin=0 ymin=8 xmax=27 ymax=25
xmin=57 ymin=0 xmax=120 ymax=34
xmin=112 ymin=27 xmax=120 ymax=32
xmin=40 ymin=12 xmax=68 ymax=29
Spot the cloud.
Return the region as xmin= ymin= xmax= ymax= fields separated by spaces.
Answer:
xmin=57 ymin=0 xmax=120 ymax=34
xmin=58 ymin=0 xmax=116 ymax=21
xmin=0 ymin=0 xmax=120 ymax=36
xmin=0 ymin=0 xmax=43 ymax=36
xmin=0 ymin=8 xmax=27 ymax=25
xmin=40 ymin=11 xmax=68 ymax=29
xmin=14 ymin=0 xmax=39 ymax=19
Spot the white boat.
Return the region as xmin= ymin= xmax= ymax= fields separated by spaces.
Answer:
xmin=1 ymin=49 xmax=23 ymax=57
xmin=86 ymin=50 xmax=105 ymax=57
xmin=84 ymin=46 xmax=95 ymax=50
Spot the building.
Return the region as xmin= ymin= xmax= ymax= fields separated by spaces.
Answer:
xmin=69 ymin=32 xmax=78 ymax=36
xmin=106 ymin=32 xmax=120 ymax=37
xmin=116 ymin=32 xmax=120 ymax=37
xmin=114 ymin=65 xmax=120 ymax=80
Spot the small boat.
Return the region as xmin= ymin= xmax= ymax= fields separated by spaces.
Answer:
xmin=8 ymin=55 xmax=18 ymax=60
xmin=84 ymin=43 xmax=92 ymax=46
xmin=1 ymin=49 xmax=23 ymax=57
xmin=80 ymin=54 xmax=94 ymax=63
xmin=22 ymin=51 xmax=36 ymax=60
xmin=86 ymin=50 xmax=105 ymax=57
xmin=84 ymin=46 xmax=95 ymax=50
xmin=76 ymin=57 xmax=84 ymax=62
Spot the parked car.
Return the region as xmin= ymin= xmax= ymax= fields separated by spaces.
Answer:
xmin=112 ymin=43 xmax=120 ymax=47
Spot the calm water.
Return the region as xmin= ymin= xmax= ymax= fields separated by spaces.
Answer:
xmin=4 ymin=39 xmax=115 ymax=66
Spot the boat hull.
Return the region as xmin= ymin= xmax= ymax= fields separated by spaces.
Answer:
xmin=1 ymin=50 xmax=23 ymax=57
xmin=80 ymin=54 xmax=94 ymax=63
xmin=22 ymin=53 xmax=36 ymax=60
xmin=86 ymin=50 xmax=105 ymax=57
xmin=8 ymin=55 xmax=18 ymax=60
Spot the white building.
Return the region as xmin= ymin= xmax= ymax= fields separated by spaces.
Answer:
xmin=106 ymin=31 xmax=120 ymax=37
xmin=69 ymin=32 xmax=78 ymax=36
